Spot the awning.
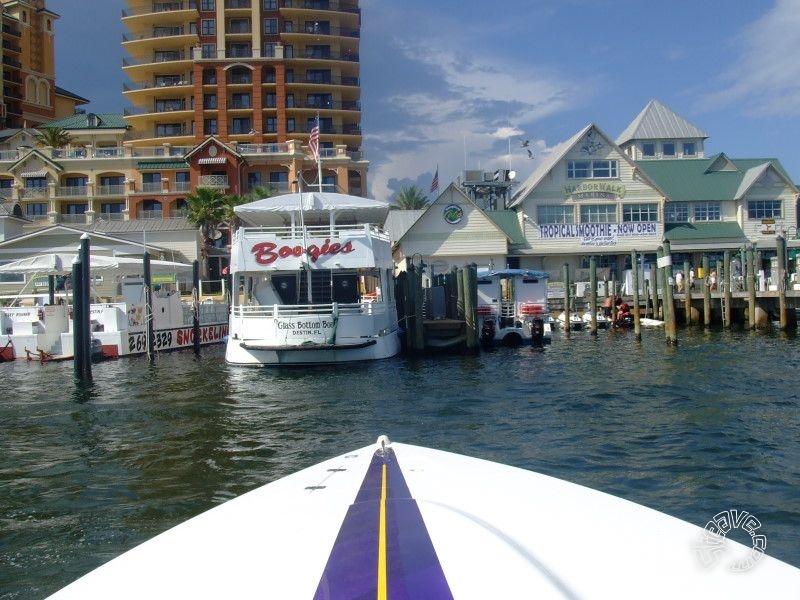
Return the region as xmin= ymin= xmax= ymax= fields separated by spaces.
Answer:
xmin=198 ymin=157 xmax=227 ymax=164
xmin=136 ymin=160 xmax=188 ymax=170
xmin=19 ymin=170 xmax=48 ymax=178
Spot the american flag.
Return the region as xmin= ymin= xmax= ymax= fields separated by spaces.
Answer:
xmin=308 ymin=116 xmax=320 ymax=162
xmin=430 ymin=166 xmax=439 ymax=193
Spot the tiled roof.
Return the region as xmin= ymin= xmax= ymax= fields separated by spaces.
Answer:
xmin=485 ymin=210 xmax=524 ymax=244
xmin=665 ymin=222 xmax=747 ymax=241
xmin=617 ymin=99 xmax=707 ymax=145
xmin=635 ymin=155 xmax=795 ymax=202
xmin=40 ymin=113 xmax=128 ymax=130
xmin=137 ymin=160 xmax=189 ymax=170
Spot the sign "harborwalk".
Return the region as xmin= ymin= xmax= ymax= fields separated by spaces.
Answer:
xmin=538 ymin=222 xmax=660 ymax=246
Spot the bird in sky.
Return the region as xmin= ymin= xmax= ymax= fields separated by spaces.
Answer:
xmin=520 ymin=139 xmax=530 ymax=147
xmin=527 ymin=149 xmax=534 ymax=159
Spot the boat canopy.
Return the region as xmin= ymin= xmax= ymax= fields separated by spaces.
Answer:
xmin=0 ymin=253 xmax=192 ymax=275
xmin=235 ymin=192 xmax=390 ymax=227
xmin=476 ymin=268 xmax=550 ymax=280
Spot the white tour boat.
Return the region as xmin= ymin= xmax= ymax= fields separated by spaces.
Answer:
xmin=46 ymin=435 xmax=800 ymax=599
xmin=476 ymin=268 xmax=552 ymax=347
xmin=0 ymin=253 xmax=228 ymax=361
xmin=225 ymin=191 xmax=401 ymax=366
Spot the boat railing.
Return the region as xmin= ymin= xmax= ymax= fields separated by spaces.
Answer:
xmin=237 ymin=223 xmax=389 ymax=242
xmin=231 ymin=301 xmax=387 ymax=318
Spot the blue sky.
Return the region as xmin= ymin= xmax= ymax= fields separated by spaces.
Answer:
xmin=48 ymin=0 xmax=800 ymax=202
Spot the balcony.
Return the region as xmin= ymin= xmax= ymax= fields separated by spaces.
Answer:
xmin=138 ymin=209 xmax=164 ymax=219
xmin=198 ymin=175 xmax=228 ymax=188
xmin=122 ymin=2 xmax=198 ymax=18
xmin=96 ymin=185 xmax=127 ymax=196
xmin=59 ymin=213 xmax=88 ymax=224
xmin=56 ymin=186 xmax=88 ymax=198
xmin=21 ymin=188 xmax=48 ymax=199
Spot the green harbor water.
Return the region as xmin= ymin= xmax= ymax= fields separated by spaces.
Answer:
xmin=1 ymin=327 xmax=799 ymax=598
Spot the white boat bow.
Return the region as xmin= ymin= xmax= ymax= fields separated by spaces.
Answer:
xmin=47 ymin=436 xmax=800 ymax=599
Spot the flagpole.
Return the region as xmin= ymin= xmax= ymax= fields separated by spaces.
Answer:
xmin=314 ymin=112 xmax=323 ymax=192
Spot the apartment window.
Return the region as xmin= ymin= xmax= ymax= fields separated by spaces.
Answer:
xmin=100 ymin=175 xmax=124 ymax=187
xmin=155 ymin=99 xmax=185 ymax=112
xmin=285 ymin=69 xmax=294 ymax=83
xmin=201 ymin=0 xmax=215 ymax=8
xmin=264 ymin=92 xmax=276 ymax=108
xmin=201 ymin=19 xmax=215 ymax=35
xmin=203 ymin=94 xmax=217 ymax=109
xmin=286 ymin=118 xmax=295 ymax=132
xmin=580 ymin=204 xmax=617 ymax=223
xmin=748 ymin=199 xmax=782 ymax=220
xmin=263 ymin=0 xmax=277 ymax=8
xmin=284 ymin=45 xmax=294 ymax=58
xmin=537 ymin=205 xmax=574 ymax=224
xmin=662 ymin=142 xmax=676 ymax=157
xmin=228 ymin=18 xmax=250 ymax=34
xmin=263 ymin=18 xmax=278 ymax=34
xmin=154 ymin=50 xmax=182 ymax=62
xmin=567 ymin=160 xmax=617 ymax=179
xmin=201 ymin=44 xmax=216 ymax=59
xmin=101 ymin=202 xmax=124 ymax=214
xmin=228 ymin=67 xmax=251 ymax=84
xmin=231 ymin=117 xmax=252 ymax=134
xmin=142 ymin=172 xmax=161 ymax=192
xmin=307 ymin=93 xmax=332 ymax=108
xmin=306 ymin=69 xmax=330 ymax=84
xmin=262 ymin=43 xmax=277 ymax=58
xmin=202 ymin=68 xmax=217 ymax=84
xmin=227 ymin=43 xmax=251 ymax=58
xmin=247 ymin=171 xmax=262 ymax=191
xmin=155 ymin=123 xmax=183 ymax=137
xmin=231 ymin=93 xmax=251 ymax=109
xmin=175 ymin=171 xmax=191 ymax=192
xmin=263 ymin=68 xmax=276 ymax=83
xmin=265 ymin=117 xmax=277 ymax=133
xmin=63 ymin=204 xmax=87 ymax=215
xmin=305 ymin=45 xmax=331 ymax=59
xmin=26 ymin=203 xmax=48 ymax=216
xmin=665 ymin=202 xmax=690 ymax=222
xmin=284 ymin=21 xmax=294 ymax=33
xmin=204 ymin=118 xmax=218 ymax=134
xmin=25 ymin=176 xmax=47 ymax=189
xmin=65 ymin=176 xmax=88 ymax=188
xmin=305 ymin=21 xmax=330 ymax=34
xmin=642 ymin=143 xmax=655 ymax=157
xmin=694 ymin=202 xmax=721 ymax=221
xmin=623 ymin=203 xmax=658 ymax=222
xmin=683 ymin=142 xmax=696 ymax=156
xmin=269 ymin=171 xmax=288 ymax=189
xmin=286 ymin=94 xmax=295 ymax=108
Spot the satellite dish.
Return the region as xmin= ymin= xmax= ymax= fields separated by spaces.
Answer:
xmin=508 ymin=170 xmax=516 ymax=180
xmin=210 ymin=228 xmax=223 ymax=241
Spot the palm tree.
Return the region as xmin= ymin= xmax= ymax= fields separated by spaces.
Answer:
xmin=393 ymin=185 xmax=429 ymax=210
xmin=34 ymin=126 xmax=71 ymax=148
xmin=185 ymin=187 xmax=227 ymax=274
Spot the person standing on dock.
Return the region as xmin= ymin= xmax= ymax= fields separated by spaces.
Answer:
xmin=675 ymin=271 xmax=684 ymax=292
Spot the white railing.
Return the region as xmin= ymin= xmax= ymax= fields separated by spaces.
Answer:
xmin=56 ymin=186 xmax=88 ymax=197
xmin=198 ymin=174 xmax=228 ymax=188
xmin=238 ymin=223 xmax=388 ymax=241
xmin=231 ymin=302 xmax=383 ymax=318
xmin=96 ymin=184 xmax=126 ymax=196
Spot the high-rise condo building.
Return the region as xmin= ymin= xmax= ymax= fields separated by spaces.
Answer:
xmin=121 ymin=0 xmax=366 ymax=196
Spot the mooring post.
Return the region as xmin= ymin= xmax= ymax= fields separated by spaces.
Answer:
xmin=702 ymin=255 xmax=711 ymax=326
xmin=48 ymin=275 xmax=55 ymax=305
xmin=72 ymin=257 xmax=85 ymax=379
xmin=660 ymin=243 xmax=677 ymax=345
xmin=413 ymin=265 xmax=425 ymax=352
xmin=631 ymin=250 xmax=641 ymax=340
xmin=746 ymin=247 xmax=757 ymax=329
xmin=192 ymin=259 xmax=201 ymax=355
xmin=777 ymin=235 xmax=788 ymax=330
xmin=651 ymin=256 xmax=659 ymax=319
xmin=683 ymin=259 xmax=692 ymax=325
xmin=464 ymin=265 xmax=477 ymax=352
xmin=563 ymin=264 xmax=571 ymax=339
xmin=589 ymin=257 xmax=598 ymax=335
xmin=723 ymin=250 xmax=732 ymax=327
xmin=143 ymin=252 xmax=155 ymax=360
xmin=79 ymin=235 xmax=92 ymax=380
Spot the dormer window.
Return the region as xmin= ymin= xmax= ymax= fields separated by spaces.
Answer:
xmin=642 ymin=143 xmax=655 ymax=157
xmin=683 ymin=142 xmax=696 ymax=157
xmin=662 ymin=142 xmax=675 ymax=156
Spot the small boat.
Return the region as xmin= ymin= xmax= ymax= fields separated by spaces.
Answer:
xmin=46 ymin=436 xmax=800 ymax=599
xmin=556 ymin=310 xmax=584 ymax=330
xmin=476 ymin=268 xmax=552 ymax=347
xmin=582 ymin=310 xmax=612 ymax=329
xmin=641 ymin=317 xmax=665 ymax=327
xmin=225 ymin=191 xmax=401 ymax=366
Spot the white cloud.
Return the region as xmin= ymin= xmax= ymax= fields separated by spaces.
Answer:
xmin=700 ymin=0 xmax=800 ymax=116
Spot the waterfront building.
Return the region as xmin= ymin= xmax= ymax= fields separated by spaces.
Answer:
xmin=389 ymin=100 xmax=799 ymax=289
xmin=0 ymin=0 xmax=87 ymax=129
xmin=120 ymin=0 xmax=367 ymax=197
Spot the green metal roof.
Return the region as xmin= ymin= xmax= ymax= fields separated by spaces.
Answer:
xmin=664 ymin=222 xmax=747 ymax=241
xmin=137 ymin=160 xmax=188 ymax=170
xmin=636 ymin=154 xmax=793 ymax=202
xmin=485 ymin=210 xmax=525 ymax=244
xmin=40 ymin=113 xmax=128 ymax=130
